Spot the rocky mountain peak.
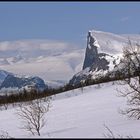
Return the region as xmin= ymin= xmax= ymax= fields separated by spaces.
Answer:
xmin=83 ymin=31 xmax=112 ymax=71
xmin=82 ymin=31 xmax=99 ymax=70
xmin=69 ymin=30 xmax=119 ymax=86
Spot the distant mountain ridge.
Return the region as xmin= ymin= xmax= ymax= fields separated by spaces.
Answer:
xmin=0 ymin=70 xmax=47 ymax=93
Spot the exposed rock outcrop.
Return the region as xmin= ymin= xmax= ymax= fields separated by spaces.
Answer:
xmin=83 ymin=31 xmax=99 ymax=69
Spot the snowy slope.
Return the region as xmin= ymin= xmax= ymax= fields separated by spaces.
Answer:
xmin=90 ymin=30 xmax=140 ymax=55
xmin=0 ymin=82 xmax=140 ymax=138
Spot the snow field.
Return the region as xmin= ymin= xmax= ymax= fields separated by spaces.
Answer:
xmin=0 ymin=82 xmax=140 ymax=138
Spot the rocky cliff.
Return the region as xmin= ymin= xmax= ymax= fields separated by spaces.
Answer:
xmin=69 ymin=30 xmax=121 ymax=86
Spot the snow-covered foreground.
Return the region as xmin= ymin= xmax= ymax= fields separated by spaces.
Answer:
xmin=0 ymin=82 xmax=140 ymax=138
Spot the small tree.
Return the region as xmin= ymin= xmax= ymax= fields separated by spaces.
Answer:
xmin=16 ymin=97 xmax=51 ymax=136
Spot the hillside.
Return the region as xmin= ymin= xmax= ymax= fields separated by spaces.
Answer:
xmin=0 ymin=81 xmax=140 ymax=138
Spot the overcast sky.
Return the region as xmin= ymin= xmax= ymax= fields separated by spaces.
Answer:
xmin=0 ymin=2 xmax=140 ymax=47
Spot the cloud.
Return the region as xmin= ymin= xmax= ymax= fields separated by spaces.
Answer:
xmin=39 ymin=42 xmax=70 ymax=51
xmin=0 ymin=40 xmax=73 ymax=51
xmin=0 ymin=39 xmax=80 ymax=58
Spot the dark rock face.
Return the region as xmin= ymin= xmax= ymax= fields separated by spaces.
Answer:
xmin=69 ymin=68 xmax=92 ymax=86
xmin=83 ymin=31 xmax=98 ymax=70
xmin=90 ymin=53 xmax=110 ymax=71
xmin=0 ymin=74 xmax=47 ymax=91
xmin=83 ymin=31 xmax=111 ymax=72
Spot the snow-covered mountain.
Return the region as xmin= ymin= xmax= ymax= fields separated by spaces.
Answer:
xmin=0 ymin=70 xmax=47 ymax=93
xmin=69 ymin=30 xmax=140 ymax=86
xmin=0 ymin=39 xmax=84 ymax=82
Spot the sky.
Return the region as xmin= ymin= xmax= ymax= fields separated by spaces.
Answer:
xmin=0 ymin=2 xmax=140 ymax=47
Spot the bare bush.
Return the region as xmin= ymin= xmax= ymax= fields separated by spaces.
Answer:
xmin=16 ymin=97 xmax=51 ymax=136
xmin=0 ymin=130 xmax=13 ymax=138
xmin=117 ymin=40 xmax=140 ymax=119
